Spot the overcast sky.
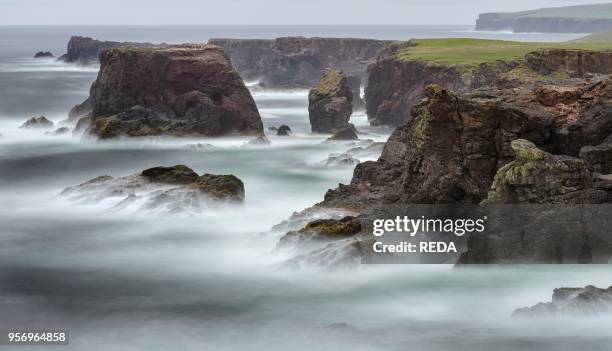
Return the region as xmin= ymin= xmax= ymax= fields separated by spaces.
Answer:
xmin=0 ymin=0 xmax=608 ymax=25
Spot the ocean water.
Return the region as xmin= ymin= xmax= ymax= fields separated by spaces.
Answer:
xmin=0 ymin=26 xmax=610 ymax=350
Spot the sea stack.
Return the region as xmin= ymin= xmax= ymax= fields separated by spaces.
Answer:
xmin=308 ymin=69 xmax=353 ymax=133
xmin=71 ymin=44 xmax=264 ymax=138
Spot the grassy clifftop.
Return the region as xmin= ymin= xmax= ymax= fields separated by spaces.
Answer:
xmin=395 ymin=38 xmax=612 ymax=66
xmin=489 ymin=4 xmax=612 ymax=19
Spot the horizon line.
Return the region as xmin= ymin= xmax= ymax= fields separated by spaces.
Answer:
xmin=0 ymin=24 xmax=475 ymax=27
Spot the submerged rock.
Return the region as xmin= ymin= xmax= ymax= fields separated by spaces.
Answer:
xmin=327 ymin=127 xmax=358 ymax=141
xmin=72 ymin=44 xmax=263 ymax=138
xmin=277 ymin=125 xmax=291 ymax=136
xmin=45 ymin=127 xmax=71 ymax=136
xmin=185 ymin=143 xmax=215 ymax=151
xmin=62 ymin=165 xmax=244 ymax=213
xmin=246 ymin=134 xmax=271 ymax=146
xmin=323 ymin=154 xmax=360 ymax=167
xmin=34 ymin=51 xmax=53 ymax=58
xmin=513 ymin=285 xmax=612 ymax=318
xmin=279 ymin=216 xmax=362 ymax=247
xmin=20 ymin=116 xmax=54 ymax=129
xmin=309 ymin=69 xmax=353 ymax=133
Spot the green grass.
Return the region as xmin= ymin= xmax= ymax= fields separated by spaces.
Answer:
xmin=572 ymin=31 xmax=612 ymax=43
xmin=396 ymin=38 xmax=612 ymax=66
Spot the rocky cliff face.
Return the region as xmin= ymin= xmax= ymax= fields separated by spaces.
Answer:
xmin=526 ymin=49 xmax=612 ymax=76
xmin=365 ymin=44 xmax=612 ymax=127
xmin=208 ymin=37 xmax=388 ymax=88
xmin=330 ymin=80 xmax=612 ymax=208
xmin=58 ymin=36 xmax=158 ymax=65
xmin=72 ymin=44 xmax=263 ymax=138
xmin=280 ymin=78 xmax=612 ymax=266
xmin=308 ymin=69 xmax=353 ymax=133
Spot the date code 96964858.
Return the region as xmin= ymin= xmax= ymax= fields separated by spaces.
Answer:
xmin=1 ymin=330 xmax=69 ymax=345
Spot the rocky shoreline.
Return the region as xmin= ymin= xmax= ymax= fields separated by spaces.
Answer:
xmin=46 ymin=32 xmax=612 ymax=265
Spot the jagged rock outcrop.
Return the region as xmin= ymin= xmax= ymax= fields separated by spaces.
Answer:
xmin=513 ymin=286 xmax=612 ymax=317
xmin=482 ymin=140 xmax=595 ymax=204
xmin=365 ymin=42 xmax=612 ymax=126
xmin=58 ymin=36 xmax=158 ymax=65
xmin=71 ymin=44 xmax=263 ymax=138
xmin=208 ymin=37 xmax=388 ymax=88
xmin=278 ymin=78 xmax=612 ymax=266
xmin=34 ymin=51 xmax=53 ymax=58
xmin=20 ymin=116 xmax=54 ymax=129
xmin=61 ymin=165 xmax=244 ymax=213
xmin=309 ymin=69 xmax=353 ymax=133
xmin=330 ymin=80 xmax=612 ymax=208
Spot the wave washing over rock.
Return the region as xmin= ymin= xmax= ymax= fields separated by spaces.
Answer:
xmin=513 ymin=285 xmax=612 ymax=317
xmin=61 ymin=165 xmax=244 ymax=214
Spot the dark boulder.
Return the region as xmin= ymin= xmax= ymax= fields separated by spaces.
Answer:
xmin=277 ymin=125 xmax=292 ymax=136
xmin=34 ymin=51 xmax=53 ymax=58
xmin=141 ymin=165 xmax=199 ymax=185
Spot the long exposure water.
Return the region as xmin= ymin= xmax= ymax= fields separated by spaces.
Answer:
xmin=0 ymin=26 xmax=610 ymax=350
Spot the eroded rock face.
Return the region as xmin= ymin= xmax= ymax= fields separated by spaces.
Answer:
xmin=61 ymin=165 xmax=244 ymax=213
xmin=513 ymin=286 xmax=612 ymax=318
xmin=72 ymin=45 xmax=263 ymax=138
xmin=278 ymin=79 xmax=612 ymax=266
xmin=20 ymin=116 xmax=54 ymax=129
xmin=325 ymin=81 xmax=612 ymax=209
xmin=365 ymin=44 xmax=612 ymax=127
xmin=526 ymin=49 xmax=612 ymax=76
xmin=580 ymin=140 xmax=612 ymax=174
xmin=309 ymin=69 xmax=353 ymax=133
xmin=483 ymin=140 xmax=594 ymax=204
xmin=208 ymin=37 xmax=388 ymax=88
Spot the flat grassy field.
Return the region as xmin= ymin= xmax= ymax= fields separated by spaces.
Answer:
xmin=396 ymin=38 xmax=612 ymax=66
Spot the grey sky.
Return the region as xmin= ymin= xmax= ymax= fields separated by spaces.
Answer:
xmin=0 ymin=0 xmax=608 ymax=25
